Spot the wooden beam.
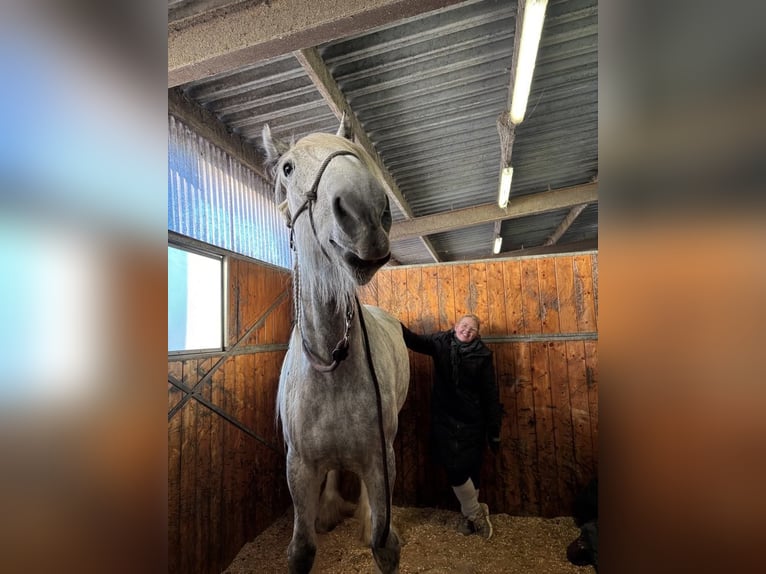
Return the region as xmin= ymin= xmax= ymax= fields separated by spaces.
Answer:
xmin=168 ymin=88 xmax=269 ymax=180
xmin=293 ymin=47 xmax=414 ymax=220
xmin=169 ymin=0 xmax=469 ymax=87
xmin=543 ymin=203 xmax=589 ymax=246
xmin=389 ymin=182 xmax=598 ymax=241
xmin=497 ymin=238 xmax=598 ymax=258
xmin=419 ymin=237 xmax=441 ymax=263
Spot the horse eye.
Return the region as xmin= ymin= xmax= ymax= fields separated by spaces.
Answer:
xmin=282 ymin=161 xmax=294 ymax=177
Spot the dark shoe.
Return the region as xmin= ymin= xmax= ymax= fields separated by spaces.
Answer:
xmin=457 ymin=515 xmax=475 ymax=535
xmin=566 ymin=533 xmax=592 ymax=566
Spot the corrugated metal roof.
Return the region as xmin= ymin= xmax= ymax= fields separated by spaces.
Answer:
xmin=171 ymin=0 xmax=597 ymax=265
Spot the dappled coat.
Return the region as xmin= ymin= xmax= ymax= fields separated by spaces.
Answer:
xmin=401 ymin=325 xmax=501 ymax=474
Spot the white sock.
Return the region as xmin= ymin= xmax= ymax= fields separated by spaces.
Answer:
xmin=452 ymin=478 xmax=481 ymax=518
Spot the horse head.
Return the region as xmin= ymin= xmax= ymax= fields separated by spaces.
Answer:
xmin=263 ymin=117 xmax=392 ymax=287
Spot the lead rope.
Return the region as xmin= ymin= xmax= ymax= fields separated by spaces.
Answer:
xmin=355 ymin=295 xmax=392 ymax=547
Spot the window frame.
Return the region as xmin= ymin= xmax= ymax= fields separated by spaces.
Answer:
xmin=167 ymin=238 xmax=228 ymax=358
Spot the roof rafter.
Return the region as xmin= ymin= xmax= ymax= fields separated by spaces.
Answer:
xmin=390 ymin=182 xmax=598 ymax=241
xmin=543 ymin=203 xmax=589 ymax=246
xmin=169 ymin=0 xmax=469 ymax=87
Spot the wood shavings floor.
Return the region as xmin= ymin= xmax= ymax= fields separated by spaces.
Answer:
xmin=224 ymin=506 xmax=596 ymax=573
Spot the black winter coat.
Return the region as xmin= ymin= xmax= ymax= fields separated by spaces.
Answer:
xmin=401 ymin=325 xmax=502 ymax=473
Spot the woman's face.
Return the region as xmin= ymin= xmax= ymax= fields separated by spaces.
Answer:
xmin=454 ymin=317 xmax=479 ymax=343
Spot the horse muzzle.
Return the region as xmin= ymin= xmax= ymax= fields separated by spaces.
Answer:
xmin=342 ymin=249 xmax=391 ymax=285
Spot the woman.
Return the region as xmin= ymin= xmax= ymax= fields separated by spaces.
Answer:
xmin=401 ymin=314 xmax=502 ymax=539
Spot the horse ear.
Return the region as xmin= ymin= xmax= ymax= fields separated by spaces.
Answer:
xmin=262 ymin=124 xmax=289 ymax=171
xmin=262 ymin=124 xmax=289 ymax=208
xmin=336 ymin=111 xmax=352 ymax=140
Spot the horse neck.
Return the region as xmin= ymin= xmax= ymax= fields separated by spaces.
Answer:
xmin=293 ymin=257 xmax=357 ymax=362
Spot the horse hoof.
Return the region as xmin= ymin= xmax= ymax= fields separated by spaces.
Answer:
xmin=287 ymin=542 xmax=316 ymax=574
xmin=372 ymin=532 xmax=401 ymax=574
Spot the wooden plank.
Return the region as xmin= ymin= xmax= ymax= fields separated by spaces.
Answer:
xmin=530 ymin=341 xmax=559 ymax=517
xmin=208 ymin=357 xmax=224 ymax=573
xmin=247 ymin=261 xmax=260 ymax=345
xmin=178 ymin=379 xmax=197 ymax=574
xmin=486 ymin=261 xmax=517 ymax=513
xmin=565 ymin=340 xmax=594 ymax=487
xmin=591 ymin=252 xmax=599 ymax=323
xmin=503 ymin=259 xmax=524 ymax=335
xmin=195 ymin=363 xmax=212 ymax=574
xmin=168 ymin=361 xmax=184 ymax=411
xmin=467 ymin=262 xmax=489 ymax=323
xmin=497 ymin=342 xmax=522 ymax=514
xmin=233 ymin=353 xmax=247 ymax=546
xmin=485 ymin=261 xmax=508 ymax=338
xmin=548 ymin=341 xmax=578 ymax=514
xmin=417 ymin=266 xmax=439 ymax=503
xmin=272 ymin=289 xmax=293 ymax=345
xmin=248 ymin=353 xmax=264 ymax=537
xmin=403 ymin=267 xmax=423 ymax=504
xmin=388 ymin=266 xmax=409 ymax=504
xmin=388 ymin=267 xmax=408 ymax=323
xmin=512 ymin=342 xmax=540 ymax=515
xmin=436 ymin=265 xmax=456 ymax=330
xmin=375 ymin=269 xmax=393 ymax=315
xmin=452 ymin=263 xmax=472 ymax=319
xmin=167 ymin=362 xmax=183 ymax=574
xmin=537 ymin=258 xmax=561 ymax=335
xmin=584 ymin=340 xmax=599 ymax=468
xmin=555 ymin=256 xmax=578 ymax=333
xmin=228 ymin=257 xmax=239 ymax=347
xmin=520 ymin=259 xmax=542 ymax=334
xmin=420 ymin=266 xmax=440 ymax=334
xmin=219 ymin=357 xmax=238 ymax=568
xmin=573 ymin=254 xmax=597 ymax=332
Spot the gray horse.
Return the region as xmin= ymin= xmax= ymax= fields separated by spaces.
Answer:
xmin=263 ymin=117 xmax=410 ymax=573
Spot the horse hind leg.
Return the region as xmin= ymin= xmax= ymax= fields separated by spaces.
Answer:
xmin=286 ymin=453 xmax=322 ymax=574
xmin=355 ymin=477 xmax=372 ymax=545
xmin=316 ymin=469 xmax=352 ymax=533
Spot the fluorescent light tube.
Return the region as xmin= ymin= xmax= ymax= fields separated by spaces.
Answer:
xmin=510 ymin=0 xmax=548 ymax=124
xmin=493 ymin=236 xmax=503 ymax=254
xmin=497 ymin=166 xmax=514 ymax=208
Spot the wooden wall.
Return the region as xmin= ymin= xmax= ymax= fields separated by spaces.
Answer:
xmin=168 ymin=255 xmax=293 ymax=574
xmin=358 ymin=252 xmax=599 ymax=518
xmin=168 ymin=249 xmax=598 ymax=574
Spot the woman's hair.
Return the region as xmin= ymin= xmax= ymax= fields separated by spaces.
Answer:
xmin=457 ymin=313 xmax=481 ymax=333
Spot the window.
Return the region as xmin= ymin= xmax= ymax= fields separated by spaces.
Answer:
xmin=168 ymin=245 xmax=223 ymax=353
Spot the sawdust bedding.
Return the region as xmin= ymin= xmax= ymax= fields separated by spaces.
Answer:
xmin=224 ymin=505 xmax=595 ymax=573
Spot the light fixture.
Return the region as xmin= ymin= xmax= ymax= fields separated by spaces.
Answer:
xmin=509 ymin=0 xmax=548 ymax=124
xmin=492 ymin=236 xmax=503 ymax=255
xmin=497 ymin=166 xmax=514 ymax=208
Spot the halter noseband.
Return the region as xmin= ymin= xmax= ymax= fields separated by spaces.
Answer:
xmin=287 ymin=149 xmax=359 ymax=261
xmin=284 ymin=148 xmax=359 ymax=372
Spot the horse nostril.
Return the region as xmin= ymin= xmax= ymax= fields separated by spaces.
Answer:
xmin=333 ymin=196 xmax=348 ymax=220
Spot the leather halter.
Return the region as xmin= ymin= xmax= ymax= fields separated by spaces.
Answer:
xmin=285 ymin=149 xmax=359 ymax=372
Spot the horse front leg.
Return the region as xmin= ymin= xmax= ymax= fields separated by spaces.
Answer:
xmin=363 ymin=445 xmax=400 ymax=574
xmin=286 ymin=451 xmax=322 ymax=574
